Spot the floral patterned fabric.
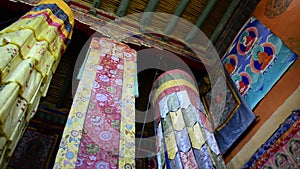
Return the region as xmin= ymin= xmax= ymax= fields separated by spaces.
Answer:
xmin=54 ymin=38 xmax=136 ymax=169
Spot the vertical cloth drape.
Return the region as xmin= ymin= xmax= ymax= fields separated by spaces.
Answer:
xmin=0 ymin=0 xmax=74 ymax=167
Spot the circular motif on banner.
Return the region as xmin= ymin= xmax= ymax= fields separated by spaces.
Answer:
xmin=104 ymin=107 xmax=114 ymax=114
xmin=111 ymin=55 xmax=120 ymax=62
xmin=86 ymin=144 xmax=100 ymax=155
xmin=97 ymin=65 xmax=103 ymax=70
xmin=110 ymin=69 xmax=117 ymax=75
xmin=99 ymin=131 xmax=112 ymax=141
xmin=237 ymin=27 xmax=258 ymax=55
xmin=106 ymin=86 xmax=116 ymax=93
xmin=80 ymin=96 xmax=88 ymax=102
xmin=99 ymin=75 xmax=109 ymax=82
xmin=124 ymin=52 xmax=132 ymax=58
xmin=95 ymin=161 xmax=110 ymax=169
xmin=250 ymin=42 xmax=276 ymax=73
xmin=66 ymin=151 xmax=74 ymax=159
xmin=91 ymin=41 xmax=101 ymax=49
xmin=223 ymin=54 xmax=238 ymax=75
xmin=96 ymin=93 xmax=108 ymax=102
xmin=94 ymin=82 xmax=100 ymax=89
xmin=265 ymin=0 xmax=292 ymax=18
xmin=124 ymin=163 xmax=132 ymax=169
xmin=71 ymin=130 xmax=79 ymax=137
xmin=234 ymin=72 xmax=252 ymax=95
xmin=76 ymin=112 xmax=83 ymax=118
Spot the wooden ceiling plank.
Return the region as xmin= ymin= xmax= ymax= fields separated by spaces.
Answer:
xmin=210 ymin=0 xmax=240 ymax=44
xmin=89 ymin=0 xmax=101 ymax=15
xmin=164 ymin=0 xmax=190 ymax=35
xmin=116 ymin=0 xmax=131 ymax=17
xmin=139 ymin=0 xmax=161 ymax=27
xmin=93 ymin=0 xmax=101 ymax=8
xmin=184 ymin=0 xmax=218 ymax=42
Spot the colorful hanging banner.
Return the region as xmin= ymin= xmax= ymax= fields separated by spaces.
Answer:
xmin=54 ymin=37 xmax=136 ymax=169
xmin=243 ymin=109 xmax=300 ymax=169
xmin=222 ymin=16 xmax=298 ymax=109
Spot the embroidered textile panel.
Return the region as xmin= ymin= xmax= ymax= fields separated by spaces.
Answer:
xmin=200 ymin=71 xmax=256 ymax=154
xmin=54 ymin=38 xmax=136 ymax=169
xmin=243 ymin=109 xmax=300 ymax=168
xmin=222 ymin=16 xmax=298 ymax=109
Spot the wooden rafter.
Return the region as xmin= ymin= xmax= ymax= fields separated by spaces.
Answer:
xmin=164 ymin=0 xmax=190 ymax=35
xmin=184 ymin=0 xmax=217 ymax=42
xmin=139 ymin=0 xmax=161 ymax=27
xmin=210 ymin=0 xmax=240 ymax=43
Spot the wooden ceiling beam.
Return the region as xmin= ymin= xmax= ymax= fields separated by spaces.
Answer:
xmin=93 ymin=0 xmax=101 ymax=8
xmin=116 ymin=0 xmax=131 ymax=17
xmin=89 ymin=0 xmax=101 ymax=15
xmin=139 ymin=0 xmax=161 ymax=27
xmin=184 ymin=0 xmax=218 ymax=42
xmin=164 ymin=0 xmax=190 ymax=35
xmin=210 ymin=0 xmax=240 ymax=44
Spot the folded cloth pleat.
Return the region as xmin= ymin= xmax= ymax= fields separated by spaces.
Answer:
xmin=0 ymin=83 xmax=20 ymax=125
xmin=0 ymin=0 xmax=74 ymax=166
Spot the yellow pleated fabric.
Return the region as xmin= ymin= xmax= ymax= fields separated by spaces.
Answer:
xmin=0 ymin=0 xmax=74 ymax=167
xmin=1 ymin=98 xmax=27 ymax=138
xmin=3 ymin=58 xmax=35 ymax=90
xmin=0 ymin=83 xmax=20 ymax=125
xmin=20 ymin=69 xmax=42 ymax=103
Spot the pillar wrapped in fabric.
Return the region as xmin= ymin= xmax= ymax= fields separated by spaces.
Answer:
xmin=0 ymin=0 xmax=74 ymax=168
xmin=151 ymin=69 xmax=226 ymax=169
xmin=55 ymin=37 xmax=137 ymax=169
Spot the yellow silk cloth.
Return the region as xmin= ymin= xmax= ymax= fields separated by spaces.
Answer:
xmin=0 ymin=136 xmax=7 ymax=168
xmin=1 ymin=97 xmax=27 ymax=139
xmin=0 ymin=83 xmax=20 ymax=126
xmin=0 ymin=0 xmax=74 ymax=167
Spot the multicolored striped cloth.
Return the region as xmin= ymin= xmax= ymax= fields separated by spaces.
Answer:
xmin=152 ymin=69 xmax=226 ymax=169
